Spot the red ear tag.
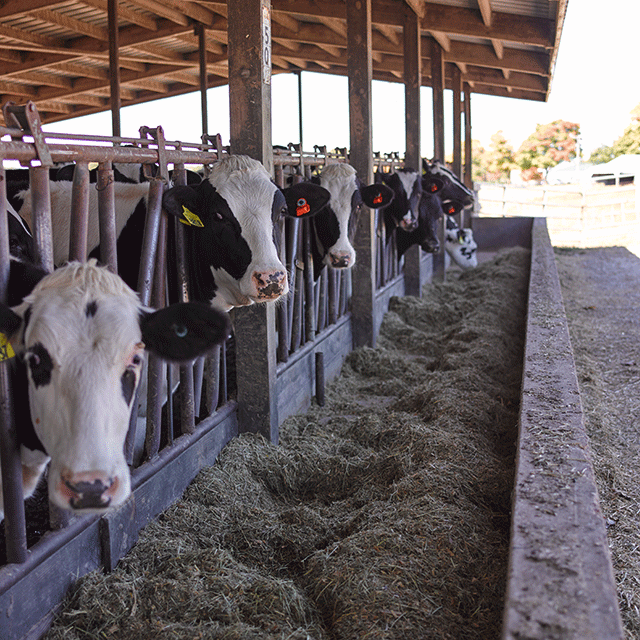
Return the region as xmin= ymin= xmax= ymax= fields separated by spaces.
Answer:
xmin=296 ymin=198 xmax=311 ymax=216
xmin=373 ymin=193 xmax=383 ymax=205
xmin=430 ymin=183 xmax=438 ymax=192
xmin=448 ymin=206 xmax=456 ymax=214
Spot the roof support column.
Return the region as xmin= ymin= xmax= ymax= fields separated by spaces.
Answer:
xmin=431 ymin=37 xmax=446 ymax=280
xmin=431 ymin=38 xmax=445 ymax=162
xmin=347 ymin=0 xmax=376 ymax=348
xmin=107 ymin=0 xmax=121 ymax=137
xmin=464 ymin=82 xmax=474 ymax=216
xmin=452 ymin=65 xmax=463 ymax=179
xmin=197 ymin=23 xmax=209 ymax=137
xmin=403 ymin=6 xmax=424 ymax=298
xmin=227 ymin=0 xmax=278 ymax=442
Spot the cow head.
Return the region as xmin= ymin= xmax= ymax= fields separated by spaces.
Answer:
xmin=311 ymin=163 xmax=393 ymax=275
xmin=163 ymin=155 xmax=330 ymax=311
xmin=422 ymin=159 xmax=475 ymax=207
xmin=0 ymin=260 xmax=230 ymax=514
xmin=445 ymin=216 xmax=478 ymax=269
xmin=376 ymin=167 xmax=422 ymax=240
xmin=395 ymin=177 xmax=447 ymax=257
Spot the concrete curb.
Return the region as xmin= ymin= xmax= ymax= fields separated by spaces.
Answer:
xmin=502 ymin=218 xmax=624 ymax=639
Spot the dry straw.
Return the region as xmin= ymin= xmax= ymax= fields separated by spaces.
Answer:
xmin=46 ymin=247 xmax=530 ymax=640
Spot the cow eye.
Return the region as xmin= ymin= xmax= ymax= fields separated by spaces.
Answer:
xmin=132 ymin=354 xmax=142 ymax=366
xmin=26 ymin=343 xmax=54 ymax=388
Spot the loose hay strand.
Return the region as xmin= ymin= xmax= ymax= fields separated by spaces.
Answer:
xmin=45 ymin=247 xmax=530 ymax=640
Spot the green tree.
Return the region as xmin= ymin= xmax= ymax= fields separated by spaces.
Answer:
xmin=589 ymin=102 xmax=640 ymax=163
xmin=516 ymin=120 xmax=580 ymax=181
xmin=484 ymin=131 xmax=516 ymax=182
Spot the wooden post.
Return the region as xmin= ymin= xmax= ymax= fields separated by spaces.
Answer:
xmin=431 ymin=38 xmax=445 ymax=162
xmin=403 ymin=6 xmax=423 ymax=298
xmin=347 ymin=0 xmax=376 ymax=348
xmin=227 ymin=0 xmax=278 ymax=442
xmin=431 ymin=39 xmax=446 ymax=280
xmin=464 ymin=82 xmax=473 ymax=191
xmin=107 ymin=0 xmax=121 ymax=137
xmin=452 ymin=65 xmax=462 ymax=179
xmin=197 ymin=23 xmax=209 ymax=137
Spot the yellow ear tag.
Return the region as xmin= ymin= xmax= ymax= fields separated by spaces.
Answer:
xmin=0 ymin=333 xmax=15 ymax=362
xmin=180 ymin=206 xmax=204 ymax=228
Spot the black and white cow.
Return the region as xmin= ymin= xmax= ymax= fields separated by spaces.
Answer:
xmin=12 ymin=155 xmax=330 ymax=311
xmin=422 ymin=159 xmax=475 ymax=208
xmin=375 ymin=167 xmax=422 ymax=238
xmin=394 ymin=176 xmax=467 ymax=258
xmin=307 ymin=163 xmax=393 ymax=276
xmin=0 ymin=259 xmax=231 ymax=516
xmin=445 ymin=216 xmax=478 ymax=269
xmin=162 ymin=155 xmax=330 ymax=310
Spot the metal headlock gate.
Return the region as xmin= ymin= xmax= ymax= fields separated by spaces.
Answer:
xmin=0 ymin=104 xmax=423 ymax=639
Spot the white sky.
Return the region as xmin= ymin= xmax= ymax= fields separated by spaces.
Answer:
xmin=43 ymin=0 xmax=639 ymax=159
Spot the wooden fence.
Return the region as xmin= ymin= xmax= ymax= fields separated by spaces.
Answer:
xmin=0 ymin=109 xmax=425 ymax=639
xmin=476 ymin=180 xmax=640 ymax=248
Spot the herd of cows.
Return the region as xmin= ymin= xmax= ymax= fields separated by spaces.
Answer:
xmin=0 ymin=153 xmax=476 ymax=521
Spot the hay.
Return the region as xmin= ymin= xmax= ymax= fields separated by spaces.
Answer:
xmin=45 ymin=247 xmax=530 ymax=640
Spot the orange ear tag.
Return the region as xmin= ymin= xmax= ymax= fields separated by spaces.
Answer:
xmin=448 ymin=206 xmax=456 ymax=214
xmin=373 ymin=193 xmax=383 ymax=205
xmin=431 ymin=183 xmax=439 ymax=192
xmin=296 ymin=198 xmax=311 ymax=216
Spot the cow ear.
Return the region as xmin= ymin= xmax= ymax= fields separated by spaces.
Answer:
xmin=281 ymin=183 xmax=330 ymax=219
xmin=140 ymin=301 xmax=231 ymax=362
xmin=0 ymin=303 xmax=22 ymax=342
xmin=162 ymin=185 xmax=206 ymax=229
xmin=443 ymin=199 xmax=463 ymax=216
xmin=424 ymin=178 xmax=445 ymax=194
xmin=360 ymin=183 xmax=394 ymax=209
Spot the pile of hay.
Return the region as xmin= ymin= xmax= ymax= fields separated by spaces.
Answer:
xmin=45 ymin=247 xmax=530 ymax=640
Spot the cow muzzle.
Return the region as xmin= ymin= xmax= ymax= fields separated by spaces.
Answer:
xmin=252 ymin=269 xmax=288 ymax=301
xmin=421 ymin=238 xmax=439 ymax=253
xmin=58 ymin=469 xmax=122 ymax=511
xmin=399 ymin=215 xmax=418 ymax=232
xmin=328 ymin=250 xmax=354 ymax=269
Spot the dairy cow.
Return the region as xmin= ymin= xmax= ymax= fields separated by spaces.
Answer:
xmin=445 ymin=216 xmax=478 ymax=269
xmin=0 ymin=260 xmax=230 ymax=516
xmin=394 ymin=175 xmax=467 ymax=258
xmin=162 ymin=155 xmax=330 ymax=310
xmin=422 ymin=159 xmax=475 ymax=207
xmin=375 ymin=167 xmax=422 ymax=239
xmin=12 ymin=155 xmax=330 ymax=310
xmin=307 ymin=163 xmax=393 ymax=276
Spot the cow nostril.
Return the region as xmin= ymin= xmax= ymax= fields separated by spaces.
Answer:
xmin=253 ymin=270 xmax=287 ymax=299
xmin=64 ymin=475 xmax=116 ymax=510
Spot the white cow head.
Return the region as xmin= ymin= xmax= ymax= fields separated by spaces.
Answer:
xmin=0 ymin=260 xmax=230 ymax=514
xmin=445 ymin=217 xmax=478 ymax=269
xmin=163 ymin=155 xmax=331 ymax=311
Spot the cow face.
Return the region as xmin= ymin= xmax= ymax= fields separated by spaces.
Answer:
xmin=377 ymin=168 xmax=422 ymax=239
xmin=312 ymin=164 xmax=393 ymax=273
xmin=445 ymin=216 xmax=478 ymax=269
xmin=163 ymin=155 xmax=330 ymax=311
xmin=0 ymin=260 xmax=230 ymax=514
xmin=422 ymin=159 xmax=475 ymax=207
xmin=395 ymin=178 xmax=447 ymax=257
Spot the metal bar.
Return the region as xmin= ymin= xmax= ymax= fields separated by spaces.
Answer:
xmin=302 ymin=219 xmax=315 ymax=343
xmin=107 ymin=0 xmax=121 ymax=137
xmin=68 ymin=162 xmax=90 ymax=262
xmin=315 ymin=352 xmax=325 ymax=407
xmin=96 ymin=163 xmax=117 ymax=273
xmin=204 ymin=346 xmax=221 ymax=415
xmin=0 ymin=163 xmax=27 ymax=563
xmin=29 ymin=166 xmax=54 ymax=273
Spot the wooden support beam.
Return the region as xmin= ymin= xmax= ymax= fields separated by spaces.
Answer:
xmin=347 ymin=0 xmax=376 ymax=349
xmin=108 ymin=0 xmax=121 ymax=137
xmin=431 ymin=37 xmax=445 ymax=161
xmin=452 ymin=64 xmax=462 ymax=178
xmin=227 ymin=0 xmax=278 ymax=442
xmin=403 ymin=5 xmax=423 ymax=298
xmin=464 ymin=82 xmax=473 ymax=191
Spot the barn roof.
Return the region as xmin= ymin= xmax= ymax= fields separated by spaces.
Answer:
xmin=0 ymin=0 xmax=568 ymax=125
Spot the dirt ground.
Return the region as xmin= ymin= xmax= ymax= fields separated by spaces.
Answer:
xmin=555 ymin=246 xmax=640 ymax=639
